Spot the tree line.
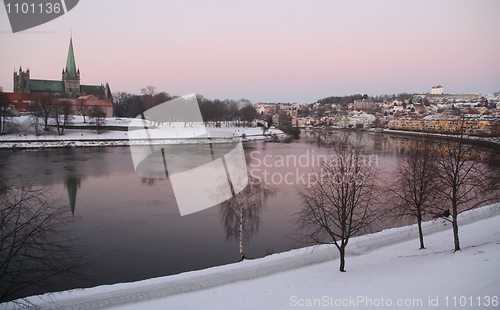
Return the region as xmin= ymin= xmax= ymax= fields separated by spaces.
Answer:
xmin=317 ymin=93 xmax=417 ymax=106
xmin=112 ymin=86 xmax=258 ymax=126
xmin=28 ymin=97 xmax=107 ymax=135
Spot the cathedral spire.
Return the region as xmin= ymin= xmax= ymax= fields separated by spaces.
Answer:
xmin=65 ymin=36 xmax=77 ymax=79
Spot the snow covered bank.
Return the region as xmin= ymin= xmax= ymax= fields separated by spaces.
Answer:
xmin=4 ymin=204 xmax=499 ymax=310
xmin=0 ymin=116 xmax=285 ymax=149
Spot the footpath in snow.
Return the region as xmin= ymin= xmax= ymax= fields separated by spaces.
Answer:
xmin=3 ymin=204 xmax=499 ymax=310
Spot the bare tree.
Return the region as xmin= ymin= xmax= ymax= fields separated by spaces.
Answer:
xmin=220 ymin=175 xmax=276 ymax=261
xmin=389 ymin=140 xmax=442 ymax=249
xmin=51 ymin=100 xmax=74 ymax=135
xmin=51 ymin=103 xmax=63 ymax=135
xmin=295 ymin=135 xmax=380 ymax=272
xmin=222 ymin=100 xmax=239 ymax=127
xmin=88 ymin=105 xmax=107 ymax=134
xmin=0 ymin=175 xmax=88 ymax=303
xmin=29 ymin=112 xmax=42 ymax=136
xmin=140 ymin=85 xmax=156 ymax=97
xmin=62 ymin=100 xmax=74 ymax=131
xmin=29 ymin=97 xmax=52 ymax=132
xmin=434 ymin=131 xmax=497 ymax=251
xmin=77 ymin=99 xmax=89 ymax=123
xmin=111 ymin=92 xmax=132 ymax=117
xmin=238 ymin=103 xmax=258 ymax=127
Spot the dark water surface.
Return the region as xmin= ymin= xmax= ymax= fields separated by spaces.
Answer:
xmin=1 ymin=131 xmax=497 ymax=299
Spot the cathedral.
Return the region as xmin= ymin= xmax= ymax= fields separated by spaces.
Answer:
xmin=13 ymin=36 xmax=112 ymax=100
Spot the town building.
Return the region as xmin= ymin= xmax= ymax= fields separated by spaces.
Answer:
xmin=388 ymin=115 xmax=497 ymax=135
xmin=352 ymin=99 xmax=374 ymax=112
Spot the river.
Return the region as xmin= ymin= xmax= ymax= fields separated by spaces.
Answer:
xmin=1 ymin=130 xmax=498 ymax=300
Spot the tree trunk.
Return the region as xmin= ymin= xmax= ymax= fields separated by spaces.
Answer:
xmin=339 ymin=246 xmax=346 ymax=272
xmin=451 ymin=186 xmax=461 ymax=251
xmin=239 ymin=205 xmax=244 ymax=261
xmin=452 ymin=205 xmax=460 ymax=251
xmin=417 ymin=212 xmax=425 ymax=250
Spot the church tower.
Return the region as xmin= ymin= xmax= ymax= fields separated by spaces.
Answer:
xmin=62 ymin=36 xmax=81 ymax=97
xmin=13 ymin=67 xmax=30 ymax=93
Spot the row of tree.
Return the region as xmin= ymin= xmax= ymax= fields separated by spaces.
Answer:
xmin=203 ymin=126 xmax=498 ymax=272
xmin=28 ymin=97 xmax=107 ymax=135
xmin=112 ymin=87 xmax=258 ymax=126
xmin=0 ymin=90 xmax=108 ymax=135
xmin=296 ymin=131 xmax=499 ymax=272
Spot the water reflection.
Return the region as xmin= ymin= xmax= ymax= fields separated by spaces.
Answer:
xmin=0 ymin=160 xmax=90 ymax=302
xmin=65 ymin=175 xmax=81 ymax=215
xmin=219 ymin=174 xmax=277 ymax=261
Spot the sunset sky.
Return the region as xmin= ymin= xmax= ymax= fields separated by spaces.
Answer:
xmin=1 ymin=0 xmax=499 ymax=103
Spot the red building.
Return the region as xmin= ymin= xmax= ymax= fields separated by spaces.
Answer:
xmin=2 ymin=92 xmax=113 ymax=117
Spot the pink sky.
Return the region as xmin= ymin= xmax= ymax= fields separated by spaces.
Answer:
xmin=1 ymin=0 xmax=499 ymax=103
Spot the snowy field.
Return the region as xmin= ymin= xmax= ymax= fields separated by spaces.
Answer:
xmin=3 ymin=204 xmax=499 ymax=310
xmin=0 ymin=116 xmax=284 ymax=148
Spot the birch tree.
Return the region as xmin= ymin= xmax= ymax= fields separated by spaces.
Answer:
xmin=220 ymin=175 xmax=276 ymax=261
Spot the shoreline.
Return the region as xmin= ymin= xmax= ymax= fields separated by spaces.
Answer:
xmin=0 ymin=135 xmax=281 ymax=149
xmin=2 ymin=129 xmax=499 ymax=150
xmin=0 ymin=116 xmax=287 ymax=149
xmin=5 ymin=203 xmax=499 ymax=310
xmin=378 ymin=128 xmax=500 ymax=149
xmin=0 ymin=131 xmax=286 ymax=149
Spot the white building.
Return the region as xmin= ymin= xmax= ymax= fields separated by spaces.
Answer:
xmin=347 ymin=112 xmax=376 ymax=128
xmin=431 ymin=85 xmax=444 ymax=95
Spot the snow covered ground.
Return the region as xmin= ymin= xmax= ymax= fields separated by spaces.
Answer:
xmin=0 ymin=116 xmax=285 ymax=148
xmin=3 ymin=204 xmax=499 ymax=310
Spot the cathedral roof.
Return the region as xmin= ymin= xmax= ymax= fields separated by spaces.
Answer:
xmin=65 ymin=36 xmax=78 ymax=79
xmin=30 ymin=79 xmax=64 ymax=92
xmin=81 ymin=85 xmax=106 ymax=97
